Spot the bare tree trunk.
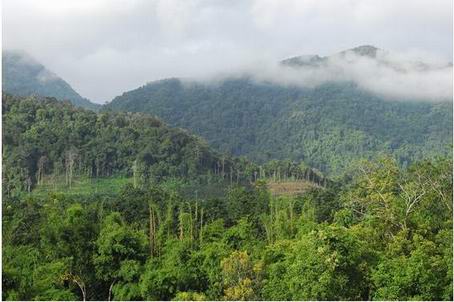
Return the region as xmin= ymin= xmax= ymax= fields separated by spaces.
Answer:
xmin=200 ymin=207 xmax=204 ymax=243
xmin=194 ymin=201 xmax=198 ymax=239
xmin=37 ymin=156 xmax=47 ymax=186
xmin=69 ymin=159 xmax=73 ymax=189
xmin=75 ymin=280 xmax=86 ymax=301
xmin=65 ymin=148 xmax=78 ymax=189
xmin=66 ymin=165 xmax=69 ymax=186
xmin=133 ymin=159 xmax=138 ymax=188
xmin=189 ymin=203 xmax=194 ymax=244
xmin=179 ymin=212 xmax=184 ymax=241
xmin=149 ymin=204 xmax=154 ymax=256
xmin=26 ymin=176 xmax=32 ymax=193
xmin=289 ymin=200 xmax=294 ymax=234
xmin=108 ymin=281 xmax=115 ymax=301
xmin=62 ymin=273 xmax=86 ymax=301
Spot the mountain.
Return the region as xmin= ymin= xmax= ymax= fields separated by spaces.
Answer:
xmin=282 ymin=45 xmax=451 ymax=71
xmin=3 ymin=93 xmax=257 ymax=196
xmin=105 ymin=46 xmax=452 ymax=175
xmin=2 ymin=50 xmax=100 ymax=111
xmin=281 ymin=45 xmax=381 ymax=67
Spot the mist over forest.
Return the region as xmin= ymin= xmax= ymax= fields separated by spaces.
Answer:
xmin=2 ymin=0 xmax=453 ymax=301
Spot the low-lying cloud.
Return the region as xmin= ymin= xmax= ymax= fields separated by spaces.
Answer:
xmin=195 ymin=49 xmax=452 ymax=102
xmin=3 ymin=0 xmax=452 ymax=102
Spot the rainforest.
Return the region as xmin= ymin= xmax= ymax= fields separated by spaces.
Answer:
xmin=2 ymin=93 xmax=452 ymax=300
xmin=2 ymin=1 xmax=453 ymax=300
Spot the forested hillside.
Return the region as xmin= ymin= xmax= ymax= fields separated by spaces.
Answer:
xmin=1 ymin=94 xmax=226 ymax=197
xmin=106 ymin=77 xmax=452 ymax=174
xmin=2 ymin=47 xmax=453 ymax=302
xmin=3 ymin=155 xmax=452 ymax=300
xmin=2 ymin=94 xmax=327 ymax=198
xmin=2 ymin=50 xmax=99 ymax=111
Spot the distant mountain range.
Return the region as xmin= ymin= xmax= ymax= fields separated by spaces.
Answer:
xmin=3 ymin=46 xmax=452 ymax=175
xmin=281 ymin=45 xmax=452 ymax=71
xmin=105 ymin=46 xmax=452 ymax=175
xmin=2 ymin=50 xmax=99 ymax=111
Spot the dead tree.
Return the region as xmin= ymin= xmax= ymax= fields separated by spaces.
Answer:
xmin=148 ymin=203 xmax=158 ymax=257
xmin=65 ymin=148 xmax=79 ymax=189
xmin=61 ymin=273 xmax=86 ymax=301
xmin=36 ymin=155 xmax=48 ymax=185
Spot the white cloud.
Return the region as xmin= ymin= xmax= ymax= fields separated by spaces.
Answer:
xmin=242 ymin=50 xmax=453 ymax=101
xmin=3 ymin=0 xmax=452 ymax=102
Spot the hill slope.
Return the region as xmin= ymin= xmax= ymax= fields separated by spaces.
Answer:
xmin=1 ymin=94 xmax=245 ymax=196
xmin=2 ymin=50 xmax=99 ymax=111
xmin=105 ymin=47 xmax=452 ymax=174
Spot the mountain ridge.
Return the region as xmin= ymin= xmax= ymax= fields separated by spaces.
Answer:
xmin=2 ymin=50 xmax=100 ymax=111
xmin=105 ymin=70 xmax=452 ymax=175
xmin=281 ymin=45 xmax=452 ymax=72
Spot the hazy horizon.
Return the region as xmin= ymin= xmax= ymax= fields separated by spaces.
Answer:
xmin=3 ymin=0 xmax=453 ymax=103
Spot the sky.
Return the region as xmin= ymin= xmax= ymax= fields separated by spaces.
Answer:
xmin=2 ymin=0 xmax=453 ymax=103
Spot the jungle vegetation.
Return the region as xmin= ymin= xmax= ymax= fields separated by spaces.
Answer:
xmin=106 ymin=78 xmax=452 ymax=175
xmin=2 ymin=94 xmax=452 ymax=301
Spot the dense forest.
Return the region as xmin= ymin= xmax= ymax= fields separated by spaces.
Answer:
xmin=2 ymin=94 xmax=453 ymax=301
xmin=1 ymin=46 xmax=453 ymax=301
xmin=2 ymin=94 xmax=328 ymax=197
xmin=3 ymin=48 xmax=451 ymax=176
xmin=106 ymin=77 xmax=452 ymax=175
xmin=3 ymin=155 xmax=452 ymax=300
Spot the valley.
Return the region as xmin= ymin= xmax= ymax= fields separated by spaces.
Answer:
xmin=2 ymin=46 xmax=453 ymax=301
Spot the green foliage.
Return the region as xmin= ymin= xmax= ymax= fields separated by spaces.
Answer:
xmin=94 ymin=212 xmax=148 ymax=280
xmin=2 ymin=93 xmax=452 ymax=301
xmin=2 ymin=237 xmax=79 ymax=300
xmin=372 ymin=232 xmax=452 ymax=300
xmin=140 ymin=239 xmax=202 ymax=300
xmin=226 ymin=184 xmax=270 ymax=226
xmin=33 ymin=176 xmax=133 ymax=197
xmin=106 ymin=78 xmax=452 ymax=175
xmin=221 ymin=251 xmax=261 ymax=300
xmin=173 ymin=291 xmax=207 ymax=301
xmin=2 ymin=94 xmax=244 ymax=196
xmin=288 ymin=226 xmax=372 ymax=300
xmin=111 ymin=260 xmax=143 ymax=300
xmin=3 ymin=156 xmax=452 ymax=301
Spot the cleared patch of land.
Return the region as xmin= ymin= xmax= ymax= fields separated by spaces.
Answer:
xmin=32 ymin=176 xmax=133 ymax=197
xmin=32 ymin=176 xmax=231 ymax=200
xmin=267 ymin=180 xmax=318 ymax=196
